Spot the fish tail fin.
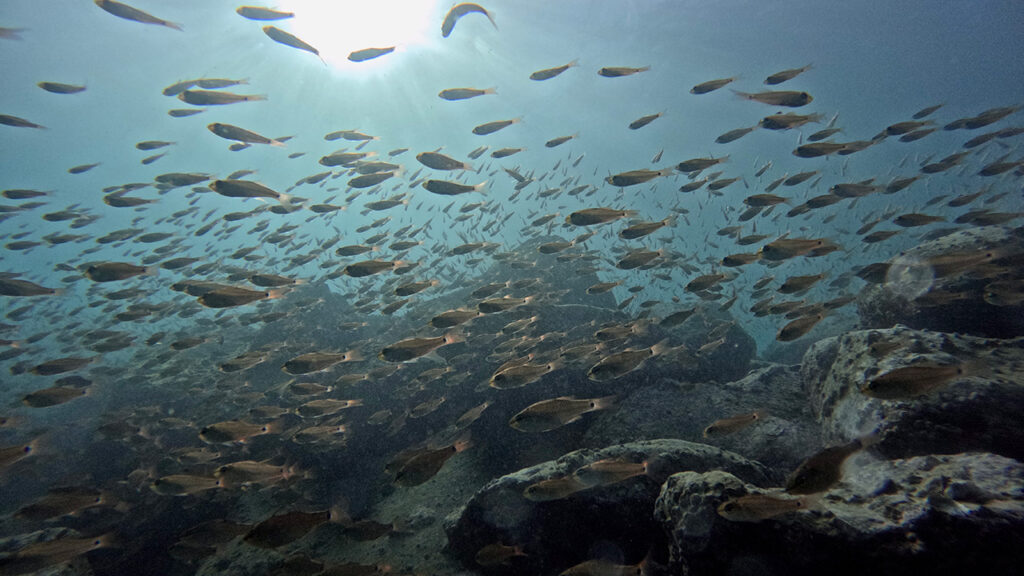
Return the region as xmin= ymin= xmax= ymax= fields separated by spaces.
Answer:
xmin=277 ymin=192 xmax=293 ymax=205
xmin=265 ymin=289 xmax=285 ymax=300
xmin=754 ymin=409 xmax=771 ymax=421
xmin=484 ymin=86 xmax=498 ymax=95
xmin=638 ymin=65 xmax=651 ymax=73
xmin=731 ymin=89 xmax=752 ymax=100
xmin=346 ymin=399 xmax=364 ymax=408
xmin=650 ymin=338 xmax=672 ymax=357
xmin=344 ymin=349 xmax=364 ymax=362
xmin=269 ymin=139 xmax=286 ymax=148
xmin=247 ymin=94 xmax=268 ymax=102
xmin=567 ymin=58 xmax=579 ymax=68
xmin=474 ymin=181 xmax=488 ymax=194
xmin=164 ymin=21 xmax=184 ymax=32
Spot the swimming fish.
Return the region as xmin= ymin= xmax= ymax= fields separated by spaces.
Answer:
xmin=348 ymin=46 xmax=395 ymax=62
xmin=423 ymin=179 xmax=487 ymax=195
xmin=38 ymin=81 xmax=86 ymax=94
xmin=475 ymin=543 xmax=527 ymax=566
xmin=567 ymin=208 xmax=637 ymax=226
xmin=606 ymin=168 xmax=673 ymax=187
xmin=472 ymin=118 xmax=521 ymax=135
xmin=598 ymin=66 xmax=650 ymax=77
xmin=84 ymin=262 xmax=154 ymax=282
xmin=178 ymin=90 xmax=265 ymax=106
xmin=393 ymin=439 xmax=471 ymax=486
xmin=243 ymin=509 xmax=340 ymax=548
xmin=530 ymin=59 xmax=578 ymax=81
xmin=441 ymin=3 xmax=498 ymax=38
xmin=208 ymin=123 xmax=284 ymax=146
xmin=764 ymin=63 xmax=812 ymax=85
xmin=587 ymin=341 xmax=669 ymax=381
xmin=860 ymin=361 xmax=985 ymax=399
xmin=702 ymin=410 xmax=766 ymax=438
xmin=236 ymin=6 xmax=294 ymax=20
xmin=262 ymin=26 xmax=323 ymax=62
xmin=785 ymin=435 xmax=877 ymax=495
xmin=283 ymin=350 xmax=363 ymax=374
xmin=439 ymin=87 xmax=496 ymax=101
xmin=734 ymin=90 xmax=813 ymax=107
xmin=523 ymin=475 xmax=589 ymax=501
xmin=379 ymin=333 xmax=463 ymax=362
xmin=509 ymin=396 xmax=616 ymax=432
xmin=94 ymin=0 xmax=182 ymax=31
xmin=717 ymin=493 xmax=815 ymax=522
xmin=572 ymin=458 xmax=648 ymax=486
xmin=691 ymin=76 xmax=737 ymax=94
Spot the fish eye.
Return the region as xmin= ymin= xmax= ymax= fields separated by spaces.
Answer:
xmin=22 ymin=445 xmax=32 ymax=454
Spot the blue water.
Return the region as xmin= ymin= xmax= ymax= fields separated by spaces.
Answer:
xmin=1 ymin=0 xmax=1023 ymax=574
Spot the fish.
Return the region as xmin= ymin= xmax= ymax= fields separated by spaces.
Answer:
xmin=262 ymin=26 xmax=323 ymax=62
xmin=244 ymin=509 xmax=340 ymax=548
xmin=764 ymin=63 xmax=812 ymax=84
xmin=208 ymin=123 xmax=284 ymax=146
xmin=893 ymin=213 xmax=944 ymax=227
xmin=439 ymin=87 xmax=497 ymax=101
xmin=735 ymin=90 xmax=813 ymax=107
xmin=691 ymin=76 xmax=737 ymax=94
xmin=178 ymin=90 xmax=265 ymax=106
xmin=344 ymin=259 xmax=405 ymax=277
xmin=490 ymin=360 xmax=562 ymax=389
xmin=629 ymin=112 xmax=664 ymax=130
xmin=716 ymin=125 xmax=757 ymax=143
xmin=379 ymin=333 xmax=463 ymax=362
xmin=199 ymin=420 xmax=278 ymax=444
xmin=860 ymin=361 xmax=985 ymax=399
xmin=619 ymin=218 xmax=673 ymax=239
xmin=473 ymin=118 xmax=521 ymax=135
xmin=509 ymin=396 xmax=617 ymax=432
xmin=0 ymin=277 xmax=59 ymax=296
xmin=393 ymin=439 xmax=471 ymax=486
xmin=703 ymin=410 xmax=766 ymax=438
xmin=283 ymin=350 xmax=363 ymax=374
xmin=759 ymin=237 xmax=828 ymax=261
xmin=572 ymin=458 xmax=648 ymax=486
xmin=423 ymin=179 xmax=487 ymax=195
xmin=566 ymin=208 xmax=637 ymax=226
xmin=0 ymin=114 xmax=45 ymax=129
xmin=441 ymin=3 xmax=498 ymax=38
xmin=606 ymin=168 xmax=673 ymax=187
xmin=598 ymin=66 xmax=650 ymax=77
xmin=560 ymin=558 xmax=647 ymax=576
xmin=778 ymin=273 xmax=826 ymax=293
xmin=431 ymin=308 xmax=483 ymax=328
xmin=417 ymin=151 xmax=472 ymax=170
xmin=150 ymin=474 xmax=221 ymax=496
xmin=236 ymin=6 xmax=294 ymax=20
xmin=15 ymin=486 xmax=105 ymax=521
xmin=348 ymin=46 xmax=395 ymax=62
xmin=22 ymin=386 xmax=89 ymax=408
xmin=717 ymin=493 xmax=815 ymax=522
xmin=761 ymin=112 xmax=822 ymax=130
xmin=530 ymin=59 xmax=578 ymax=81
xmin=912 ymin=103 xmax=944 ymax=119
xmin=84 ymin=262 xmax=154 ymax=282
xmin=94 ymin=0 xmax=182 ymax=31
xmin=297 ymin=398 xmax=363 ymax=418
xmin=475 ymin=543 xmax=527 ymax=566
xmin=776 ymin=313 xmax=826 ymax=341
xmin=676 ymin=155 xmax=728 ymax=172
xmin=491 ymin=147 xmax=524 ymax=158
xmin=785 ymin=435 xmax=878 ymax=494
xmin=37 ymin=81 xmax=86 ymax=94
xmin=523 ymin=475 xmax=589 ymax=501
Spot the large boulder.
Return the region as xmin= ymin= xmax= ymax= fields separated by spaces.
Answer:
xmin=443 ymin=439 xmax=769 ymax=574
xmin=654 ymin=452 xmax=1024 ymax=576
xmin=857 ymin=225 xmax=1024 ymax=338
xmin=801 ymin=326 xmax=1024 ymax=460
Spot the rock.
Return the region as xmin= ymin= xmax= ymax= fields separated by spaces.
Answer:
xmin=444 ymin=439 xmax=769 ymax=574
xmin=654 ymin=452 xmax=1024 ymax=576
xmin=584 ymin=365 xmax=822 ymax=479
xmin=857 ymin=225 xmax=1024 ymax=338
xmin=801 ymin=325 xmax=1024 ymax=460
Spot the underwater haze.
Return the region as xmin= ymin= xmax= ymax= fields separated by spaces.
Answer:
xmin=1 ymin=1 xmax=1024 ymax=575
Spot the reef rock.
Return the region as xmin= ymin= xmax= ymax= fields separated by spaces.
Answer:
xmin=801 ymin=325 xmax=1024 ymax=460
xmin=857 ymin=225 xmax=1024 ymax=338
xmin=654 ymin=452 xmax=1024 ymax=576
xmin=443 ymin=439 xmax=769 ymax=574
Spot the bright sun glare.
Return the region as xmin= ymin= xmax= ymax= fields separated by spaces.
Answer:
xmin=275 ymin=0 xmax=439 ymax=69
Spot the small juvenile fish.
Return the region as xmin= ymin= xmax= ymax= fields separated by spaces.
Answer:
xmin=394 ymin=439 xmax=471 ymax=486
xmin=691 ymin=76 xmax=736 ymax=94
xmin=606 ymin=168 xmax=672 ymax=187
xmin=523 ymin=475 xmax=588 ymax=501
xmin=473 ymin=118 xmax=520 ymax=135
xmin=546 ymin=133 xmax=577 ymax=147
xmin=178 ymin=90 xmax=265 ymax=106
xmin=491 ymin=147 xmax=523 ymax=158
xmin=283 ymin=350 xmax=362 ymax=374
xmin=628 ymin=112 xmax=663 ymax=130
xmin=776 ymin=313 xmax=826 ymax=342
xmin=735 ymin=90 xmax=813 ymax=107
xmin=439 ymin=87 xmax=496 ymax=101
xmin=598 ymin=65 xmax=650 ymax=77
xmin=441 ymin=3 xmax=497 ymax=38
xmin=348 ymin=46 xmax=395 ymax=62
xmin=764 ymin=63 xmax=812 ymax=85
xmin=94 ymin=0 xmax=182 ymax=31
xmin=423 ymin=179 xmax=486 ymax=195
xmin=703 ymin=410 xmax=766 ymax=438
xmin=38 ymin=81 xmax=86 ymax=94
xmin=718 ymin=493 xmax=814 ymax=522
xmin=785 ymin=435 xmax=876 ymax=494
xmin=716 ymin=125 xmax=756 ymax=143
xmin=861 ymin=362 xmax=983 ymax=399
xmin=244 ymin=509 xmax=339 ymax=548
xmin=0 ymin=114 xmax=45 ymax=129
xmin=168 ymin=108 xmax=204 ymax=117
xmin=236 ymin=6 xmax=294 ymax=20
xmin=262 ymin=26 xmax=323 ymax=62
xmin=509 ymin=396 xmax=616 ymax=433
xmin=676 ymin=155 xmax=729 ymax=172
xmin=85 ymin=262 xmax=154 ymax=282
xmin=208 ymin=122 xmax=284 ymax=146
xmin=912 ymin=103 xmax=944 ymax=119
xmin=379 ymin=333 xmax=463 ymax=362
xmin=22 ymin=386 xmax=88 ymax=408
xmin=530 ymin=59 xmax=578 ymax=81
